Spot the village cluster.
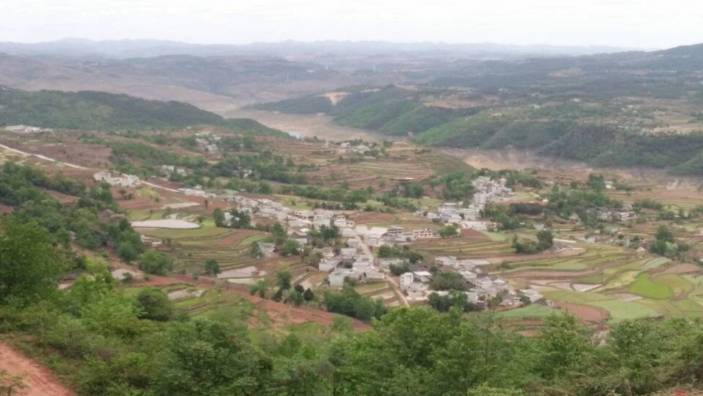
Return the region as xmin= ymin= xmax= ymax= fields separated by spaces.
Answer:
xmin=96 ymin=165 xmax=545 ymax=309
xmin=399 ymin=256 xmax=542 ymax=307
xmin=420 ymin=176 xmax=513 ymax=232
xmin=94 ymin=160 xmax=546 ymax=310
xmin=229 ymin=191 xmax=543 ymax=309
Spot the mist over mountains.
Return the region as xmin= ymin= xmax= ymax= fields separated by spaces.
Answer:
xmin=0 ymin=38 xmax=630 ymax=60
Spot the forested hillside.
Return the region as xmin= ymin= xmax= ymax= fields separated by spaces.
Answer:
xmin=0 ymin=87 xmax=285 ymax=134
xmin=256 ymin=43 xmax=703 ymax=176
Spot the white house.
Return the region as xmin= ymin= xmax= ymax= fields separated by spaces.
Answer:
xmin=520 ymin=288 xmax=544 ymax=303
xmin=412 ymin=271 xmax=433 ymax=284
xmin=459 ymin=270 xmax=478 ymax=281
xmin=378 ymin=258 xmax=405 ymax=270
xmin=399 ymin=272 xmax=414 ymax=291
xmin=363 ymin=270 xmax=385 ymax=281
xmin=412 ymin=228 xmax=439 ymax=240
xmin=319 ymin=257 xmax=341 ymax=272
xmin=355 ymin=225 xmax=388 ymax=247
xmin=460 ymin=221 xmax=490 ymax=231
xmin=347 ymin=238 xmax=362 ymax=249
xmin=340 ymin=247 xmax=358 ymax=261
xmin=257 ymin=242 xmax=276 ymax=258
xmin=329 ymin=270 xmax=350 ymax=288
xmin=435 ymin=256 xmax=457 ymax=267
xmin=352 ymin=255 xmax=374 ymax=270
xmin=93 ymin=171 xmax=140 ymax=188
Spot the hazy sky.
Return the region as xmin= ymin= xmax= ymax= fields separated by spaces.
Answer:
xmin=1 ymin=0 xmax=702 ymax=48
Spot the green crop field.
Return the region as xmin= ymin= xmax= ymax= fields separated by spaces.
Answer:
xmin=413 ymin=237 xmax=514 ymax=259
xmin=629 ymin=274 xmax=673 ymax=300
xmin=589 ymin=300 xmax=660 ymax=322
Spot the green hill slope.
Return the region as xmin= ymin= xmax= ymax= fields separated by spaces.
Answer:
xmin=0 ymin=87 xmax=286 ymax=135
xmin=255 ymin=41 xmax=703 ymax=176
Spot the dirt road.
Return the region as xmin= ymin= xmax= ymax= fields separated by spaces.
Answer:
xmin=0 ymin=342 xmax=75 ymax=396
xmin=0 ymin=143 xmax=88 ymax=170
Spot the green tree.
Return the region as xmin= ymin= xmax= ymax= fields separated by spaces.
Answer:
xmin=135 ymin=287 xmax=173 ymax=321
xmin=271 ymin=223 xmax=287 ymax=246
xmin=154 ymin=319 xmax=271 ymax=395
xmin=138 ymin=251 xmax=173 ymax=275
xmin=204 ymin=259 xmax=220 ymax=276
xmin=228 ymin=209 xmax=251 ymax=229
xmin=534 ymin=315 xmax=592 ymax=380
xmin=430 ymin=272 xmax=467 ymax=291
xmin=655 ymin=225 xmax=674 ymax=243
xmin=212 ymin=208 xmax=226 ymax=227
xmin=0 ymin=218 xmax=64 ymax=305
xmin=439 ymin=224 xmax=459 ymax=238
xmin=323 ymin=285 xmax=386 ymax=321
xmin=288 ymin=289 xmax=304 ymax=306
xmin=276 ymin=270 xmax=292 ymax=290
xmin=280 ymin=239 xmax=300 ymax=256
xmin=303 ymin=288 xmax=315 ymax=301
xmin=587 ymin=174 xmax=606 ymax=191
xmin=536 ymin=229 xmax=554 ymax=250
xmin=249 ymin=279 xmax=270 ymax=298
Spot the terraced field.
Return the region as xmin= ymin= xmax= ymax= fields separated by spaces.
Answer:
xmin=355 ymin=281 xmax=403 ymax=307
xmin=139 ymin=220 xmax=271 ymax=272
xmin=306 ymin=158 xmax=434 ymax=190
xmin=500 ymin=241 xmax=703 ymax=322
xmin=412 ymin=235 xmax=515 ymax=260
xmin=173 ymin=287 xmax=255 ymax=319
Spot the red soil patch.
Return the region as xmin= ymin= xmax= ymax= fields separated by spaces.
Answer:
xmin=460 ymin=229 xmax=488 ymax=240
xmin=0 ymin=342 xmax=75 ymax=396
xmin=662 ymin=264 xmax=701 ymax=275
xmin=24 ymin=141 xmax=111 ymax=169
xmin=348 ymin=211 xmax=396 ymax=225
xmin=553 ymin=301 xmax=609 ymax=324
xmin=45 ymin=190 xmax=78 ymax=205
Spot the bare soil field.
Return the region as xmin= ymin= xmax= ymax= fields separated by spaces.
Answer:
xmin=23 ymin=141 xmax=112 ymax=169
xmin=553 ymin=301 xmax=609 ymax=324
xmin=45 ymin=190 xmax=79 ymax=205
xmin=225 ymin=109 xmax=381 ymax=141
xmin=0 ymin=342 xmax=75 ymax=396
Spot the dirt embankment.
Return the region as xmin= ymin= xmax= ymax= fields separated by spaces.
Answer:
xmin=0 ymin=342 xmax=75 ymax=396
xmin=553 ymin=301 xmax=609 ymax=324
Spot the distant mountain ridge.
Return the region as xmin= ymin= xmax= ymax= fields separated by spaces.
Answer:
xmin=0 ymin=51 xmax=356 ymax=110
xmin=256 ymin=41 xmax=703 ymax=176
xmin=0 ymin=38 xmax=633 ymax=59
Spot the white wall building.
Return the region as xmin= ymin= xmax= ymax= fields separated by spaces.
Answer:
xmin=400 ymin=272 xmax=414 ymax=291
